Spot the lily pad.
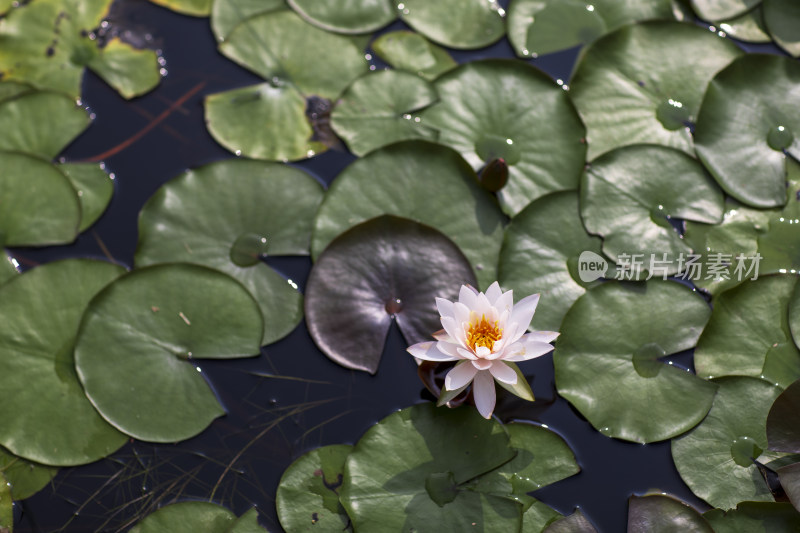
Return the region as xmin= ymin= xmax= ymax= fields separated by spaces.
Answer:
xmin=718 ymin=7 xmax=772 ymax=43
xmin=0 ymin=476 xmax=10 ymax=532
xmin=0 ymin=91 xmax=89 ymax=159
xmin=544 ymin=510 xmax=598 ymax=532
xmin=778 ymin=462 xmax=800 ymax=512
xmin=288 ymin=0 xmax=395 ymax=33
xmin=129 ymin=501 xmax=237 ymax=533
xmin=227 ymin=509 xmax=268 ymax=533
xmin=276 ymin=444 xmax=353 ymax=532
xmin=149 ymin=0 xmax=211 ymax=16
xmin=370 ymin=30 xmax=456 ymax=81
xmin=330 ymin=70 xmax=439 ymax=157
xmin=694 ymin=276 xmax=800 ymax=389
xmin=0 ymin=255 xmax=18 ymax=286
xmin=627 ymin=494 xmax=714 ymax=532
xmin=0 ymin=259 xmax=126 ymax=466
xmin=87 ymin=38 xmax=161 ymax=99
xmin=691 ymin=0 xmax=761 ymax=21
xmin=340 ymin=403 xmax=522 ymax=532
xmin=507 ymin=0 xmax=674 ymax=57
xmin=498 ymin=191 xmax=604 ymax=332
xmin=695 ymin=54 xmax=800 ymax=208
xmin=311 ymin=141 xmax=505 ymax=289
xmin=570 ymin=21 xmax=742 ymax=160
xmin=397 ymin=0 xmax=505 ymax=49
xmin=703 ymin=502 xmax=800 ymax=532
xmin=767 ymin=379 xmax=800 ymax=453
xmin=522 ymin=499 xmax=563 ymax=532
xmin=0 ymin=81 xmax=31 ymax=102
xmin=581 ymin=145 xmax=724 ymax=276
xmin=136 ymin=159 xmax=320 ymax=345
xmin=763 ymin=0 xmax=800 ymax=56
xmin=421 ymin=59 xmax=587 ymax=216
xmin=306 ymin=216 xmax=476 ymax=374
xmin=74 ymin=264 xmax=264 ymax=443
xmin=554 ymin=280 xmax=717 ymax=443
xmin=0 ymin=151 xmax=81 ymax=247
xmin=672 ymin=377 xmax=786 ymax=509
xmin=59 ymin=162 xmax=114 ymax=232
xmin=0 ymin=447 xmax=58 ymax=500
xmin=210 ymin=0 xmax=284 ymax=42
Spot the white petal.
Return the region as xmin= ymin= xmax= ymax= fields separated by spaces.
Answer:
xmin=489 ymin=361 xmax=517 ymax=384
xmin=509 ymin=293 xmax=540 ymax=332
xmin=459 ymin=284 xmax=479 ymax=308
xmin=495 ymin=290 xmax=514 ymax=315
xmin=436 ymin=340 xmax=463 ymax=358
xmin=457 ymin=347 xmax=477 ymax=360
xmin=475 ymin=346 xmax=491 ymax=358
xmin=472 ymin=371 xmax=497 ymax=419
xmin=441 ymin=316 xmax=466 ymax=346
xmin=474 ymin=292 xmax=493 ymax=318
xmin=527 ymin=330 xmax=560 ymax=343
xmin=485 ymin=282 xmax=502 ymax=304
xmin=491 ymin=321 xmax=519 ymax=356
xmin=436 ymin=297 xmax=455 ymax=319
xmin=503 ymin=338 xmax=555 ymax=362
xmin=453 ymin=301 xmax=472 ymax=330
xmin=432 ymin=329 xmax=452 ymax=342
xmin=445 ymin=362 xmax=478 ymax=390
xmin=407 ymin=341 xmax=459 ymax=362
xmin=472 ymin=358 xmax=493 ymax=370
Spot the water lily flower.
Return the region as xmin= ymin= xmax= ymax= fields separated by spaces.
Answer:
xmin=407 ymin=282 xmax=558 ymax=419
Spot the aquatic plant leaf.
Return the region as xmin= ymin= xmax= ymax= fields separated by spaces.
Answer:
xmin=763 ymin=0 xmax=800 ymax=56
xmin=691 ymin=0 xmax=761 ymax=21
xmin=695 ymin=276 xmax=800 ymax=389
xmin=521 ymin=499 xmax=563 ymax=533
xmin=219 ymin=10 xmax=367 ymax=99
xmin=581 ymin=145 xmax=724 ymax=275
xmin=87 ymin=38 xmax=161 ymax=99
xmin=226 ymin=509 xmax=268 ymax=533
xmin=507 ymin=0 xmax=673 ymax=57
xmin=276 ymin=445 xmax=353 ymax=533
xmin=129 ymin=501 xmax=237 ymax=533
xmin=777 ymin=462 xmax=800 ymax=512
xmin=58 ymin=162 xmax=114 ymax=232
xmin=0 ymin=255 xmax=18 ymax=287
xmin=288 ymin=0 xmax=395 ymax=33
xmin=672 ymin=377 xmax=787 ymax=509
xmin=0 ymin=447 xmax=58 ymax=500
xmin=703 ymin=502 xmax=800 ymax=532
xmin=397 ymin=0 xmax=505 ymax=49
xmin=767 ymin=379 xmax=800 ymax=453
xmin=306 ymin=216 xmax=476 ymax=374
xmin=570 ymin=21 xmax=742 ymax=160
xmin=544 ymin=509 xmax=599 ymax=532
xmin=74 ymin=264 xmax=264 ymax=442
xmin=0 ymin=475 xmax=10 ymax=533
xmin=330 ymin=70 xmax=439 ymax=157
xmin=210 ymin=0 xmax=284 ymax=41
xmin=555 ymin=280 xmax=716 ymax=443
xmin=695 ymin=54 xmax=800 ymax=208
xmin=627 ymin=494 xmax=714 ymax=532
xmin=0 ymin=260 xmax=126 ymax=466
xmin=149 ymin=0 xmax=210 ymax=16
xmin=340 ymin=403 xmax=521 ymax=532
xmin=0 ymin=81 xmax=31 ymax=103
xmin=136 ymin=159 xmax=320 ymax=345
xmin=0 ymin=151 xmax=81 ymax=247
xmin=421 ymin=60 xmax=586 ymax=216
xmin=498 ymin=192 xmax=604 ymax=332
xmin=718 ymin=7 xmax=772 ymax=43
xmin=0 ymin=91 xmax=89 ymax=159
xmin=311 ymin=141 xmax=505 ymax=289
xmin=371 ymin=30 xmax=456 ymax=81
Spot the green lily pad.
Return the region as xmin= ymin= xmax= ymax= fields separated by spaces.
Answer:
xmin=226 ymin=509 xmax=268 ymax=533
xmin=778 ymin=462 xmax=800 ymax=512
xmin=718 ymin=7 xmax=772 ymax=43
xmin=370 ymin=30 xmax=456 ymax=81
xmin=330 ymin=70 xmax=439 ymax=157
xmin=672 ymin=377 xmax=787 ymax=509
xmin=129 ymin=501 xmax=237 ymax=533
xmin=627 ymin=494 xmax=714 ymax=532
xmin=570 ymin=21 xmax=742 ymax=160
xmin=703 ymin=502 xmax=800 ymax=532
xmin=0 ymin=151 xmax=81 ymax=247
xmin=136 ymin=159 xmax=320 ymax=345
xmin=767 ymin=379 xmax=800 ymax=453
xmin=0 ymin=91 xmax=89 ymax=159
xmin=544 ymin=510 xmax=598 ymax=532
xmin=219 ymin=10 xmax=367 ymax=99
xmin=210 ymin=0 xmax=284 ymax=42
xmin=0 ymin=475 xmax=10 ymax=532
xmin=581 ymin=145 xmax=724 ymax=276
xmin=276 ymin=444 xmax=353 ymax=532
xmin=306 ymin=216 xmax=476 ymax=374
xmin=0 ymin=259 xmax=126 ymax=466
xmin=59 ymin=162 xmax=114 ymax=232
xmin=340 ymin=403 xmax=522 ymax=532
xmin=691 ymin=0 xmax=760 ymax=20
xmin=74 ymin=264 xmax=264 ymax=443
xmin=522 ymin=499 xmax=563 ymax=532
xmin=397 ymin=0 xmax=505 ymax=49
xmin=506 ymin=0 xmax=674 ymax=57
xmin=0 ymin=255 xmax=18 ymax=286
xmin=0 ymin=81 xmax=32 ymax=103
xmin=311 ymin=141 xmax=505 ymax=289
xmin=694 ymin=276 xmax=800 ymax=389
xmin=288 ymin=0 xmax=395 ymax=33
xmin=421 ymin=59 xmax=587 ymax=216
xmin=554 ymin=280 xmax=717 ymax=443
xmin=498 ymin=191 xmax=604 ymax=332
xmin=87 ymin=38 xmax=161 ymax=99
xmin=763 ymin=0 xmax=800 ymax=56
xmin=149 ymin=0 xmax=211 ymax=16
xmin=0 ymin=447 xmax=58 ymax=500
xmin=695 ymin=54 xmax=800 ymax=208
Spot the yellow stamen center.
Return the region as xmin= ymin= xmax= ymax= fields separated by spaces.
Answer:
xmin=466 ymin=314 xmax=502 ymax=352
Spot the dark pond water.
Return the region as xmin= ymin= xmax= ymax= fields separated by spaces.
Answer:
xmin=7 ymin=1 xmax=781 ymax=531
